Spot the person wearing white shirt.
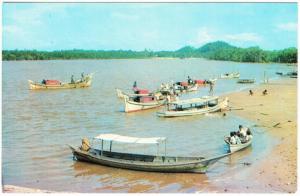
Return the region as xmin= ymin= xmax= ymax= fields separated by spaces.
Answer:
xmin=234 ymin=133 xmax=241 ymax=144
xmin=238 ymin=125 xmax=246 ymax=136
xmin=245 ymin=130 xmax=253 ymax=141
xmin=230 ymin=132 xmax=236 ymax=144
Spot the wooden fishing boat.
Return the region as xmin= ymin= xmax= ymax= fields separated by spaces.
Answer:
xmin=224 ymin=136 xmax=252 ymax=153
xmin=124 ymin=95 xmax=166 ymax=112
xmin=157 ymin=96 xmax=228 ymax=117
xmin=28 ymin=73 xmax=93 ymax=90
xmin=237 ymin=79 xmax=255 ymax=84
xmin=69 ymin=134 xmax=231 ymax=173
xmin=220 ymin=72 xmax=240 ymax=79
xmin=116 ymin=88 xmax=161 ymax=99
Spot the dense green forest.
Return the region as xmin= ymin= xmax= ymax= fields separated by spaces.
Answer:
xmin=2 ymin=41 xmax=297 ymax=63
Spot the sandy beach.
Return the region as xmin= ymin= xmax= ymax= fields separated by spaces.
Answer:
xmin=223 ymin=78 xmax=297 ymax=193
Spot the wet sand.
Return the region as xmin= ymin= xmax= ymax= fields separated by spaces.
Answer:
xmin=3 ymin=185 xmax=54 ymax=193
xmin=223 ymin=78 xmax=297 ymax=192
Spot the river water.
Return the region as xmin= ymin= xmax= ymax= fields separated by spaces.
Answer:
xmin=2 ymin=58 xmax=293 ymax=192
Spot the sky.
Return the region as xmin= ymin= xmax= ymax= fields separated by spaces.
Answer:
xmin=2 ymin=3 xmax=298 ymax=51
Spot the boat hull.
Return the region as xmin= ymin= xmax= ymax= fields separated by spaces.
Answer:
xmin=157 ymin=97 xmax=229 ymax=117
xmin=70 ymin=146 xmax=228 ymax=173
xmin=237 ymin=79 xmax=255 ymax=84
xmin=220 ymin=73 xmax=240 ymax=79
xmin=28 ymin=75 xmax=93 ymax=90
xmin=224 ymin=137 xmax=252 ymax=153
xmin=124 ymin=98 xmax=166 ymax=112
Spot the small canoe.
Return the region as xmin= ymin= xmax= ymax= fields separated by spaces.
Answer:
xmin=237 ymin=79 xmax=255 ymax=84
xmin=224 ymin=137 xmax=252 ymax=153
xmin=28 ymin=74 xmax=93 ymax=90
xmin=220 ymin=73 xmax=240 ymax=79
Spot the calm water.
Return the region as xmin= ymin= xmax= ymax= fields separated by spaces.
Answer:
xmin=2 ymin=59 xmax=293 ymax=192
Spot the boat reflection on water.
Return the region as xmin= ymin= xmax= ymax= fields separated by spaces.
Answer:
xmin=71 ymin=161 xmax=215 ymax=193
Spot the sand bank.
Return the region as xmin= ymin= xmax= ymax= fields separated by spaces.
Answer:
xmin=3 ymin=185 xmax=54 ymax=193
xmin=223 ymin=78 xmax=297 ymax=193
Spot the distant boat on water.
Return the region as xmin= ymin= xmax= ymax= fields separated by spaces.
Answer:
xmin=237 ymin=79 xmax=255 ymax=84
xmin=28 ymin=73 xmax=93 ymax=90
xmin=220 ymin=72 xmax=240 ymax=79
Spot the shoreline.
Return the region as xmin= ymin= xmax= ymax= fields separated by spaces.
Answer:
xmin=220 ymin=78 xmax=297 ymax=192
xmin=2 ymin=58 xmax=297 ymax=65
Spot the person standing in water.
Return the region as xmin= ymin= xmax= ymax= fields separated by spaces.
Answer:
xmin=71 ymin=75 xmax=75 ymax=84
xmin=209 ymin=81 xmax=214 ymax=95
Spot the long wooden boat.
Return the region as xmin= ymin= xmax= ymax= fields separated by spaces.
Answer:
xmin=237 ymin=79 xmax=255 ymax=84
xmin=124 ymin=95 xmax=166 ymax=112
xmin=116 ymin=88 xmax=161 ymax=99
xmin=28 ymin=74 xmax=93 ymax=90
xmin=220 ymin=72 xmax=240 ymax=79
xmin=224 ymin=136 xmax=252 ymax=153
xmin=69 ymin=134 xmax=231 ymax=173
xmin=157 ymin=96 xmax=228 ymax=117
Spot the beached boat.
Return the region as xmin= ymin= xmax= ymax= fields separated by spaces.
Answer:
xmin=157 ymin=96 xmax=229 ymax=117
xmin=286 ymin=71 xmax=297 ymax=78
xmin=237 ymin=79 xmax=255 ymax=84
xmin=69 ymin=134 xmax=231 ymax=173
xmin=220 ymin=72 xmax=240 ymax=79
xmin=224 ymin=136 xmax=252 ymax=153
xmin=124 ymin=94 xmax=166 ymax=112
xmin=28 ymin=74 xmax=93 ymax=90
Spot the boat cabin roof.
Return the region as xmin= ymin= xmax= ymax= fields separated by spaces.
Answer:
xmin=94 ymin=134 xmax=166 ymax=144
xmin=170 ymin=96 xmax=219 ymax=105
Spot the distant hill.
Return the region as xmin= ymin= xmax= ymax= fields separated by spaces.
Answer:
xmin=2 ymin=41 xmax=297 ymax=63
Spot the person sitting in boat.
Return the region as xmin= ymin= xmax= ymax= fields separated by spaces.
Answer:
xmin=229 ymin=132 xmax=236 ymax=144
xmin=71 ymin=75 xmax=75 ymax=84
xmin=234 ymin=132 xmax=241 ymax=144
xmin=80 ymin=138 xmax=91 ymax=151
xmin=42 ymin=79 xmax=46 ymax=84
xmin=245 ymin=130 xmax=253 ymax=142
xmin=187 ymin=76 xmax=193 ymax=84
xmin=238 ymin=125 xmax=248 ymax=138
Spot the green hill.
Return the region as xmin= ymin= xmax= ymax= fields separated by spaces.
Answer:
xmin=2 ymin=41 xmax=297 ymax=63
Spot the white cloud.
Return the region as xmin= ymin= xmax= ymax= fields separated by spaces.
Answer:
xmin=192 ymin=27 xmax=214 ymax=45
xmin=224 ymin=33 xmax=262 ymax=42
xmin=276 ymin=22 xmax=297 ymax=32
xmin=190 ymin=27 xmax=262 ymax=47
xmin=3 ymin=25 xmax=22 ymax=34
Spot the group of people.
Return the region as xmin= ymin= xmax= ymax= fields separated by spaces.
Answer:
xmin=249 ymin=89 xmax=268 ymax=96
xmin=70 ymin=72 xmax=86 ymax=84
xmin=229 ymin=125 xmax=253 ymax=145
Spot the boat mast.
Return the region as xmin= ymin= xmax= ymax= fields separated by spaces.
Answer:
xmin=164 ymin=140 xmax=167 ymax=157
xmin=101 ymin=140 xmax=104 ymax=156
xmin=109 ymin=141 xmax=112 ymax=152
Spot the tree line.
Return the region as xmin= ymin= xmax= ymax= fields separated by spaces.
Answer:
xmin=2 ymin=41 xmax=297 ymax=63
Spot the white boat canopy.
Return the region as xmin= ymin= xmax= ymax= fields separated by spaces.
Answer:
xmin=170 ymin=96 xmax=219 ymax=105
xmin=94 ymin=134 xmax=166 ymax=144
